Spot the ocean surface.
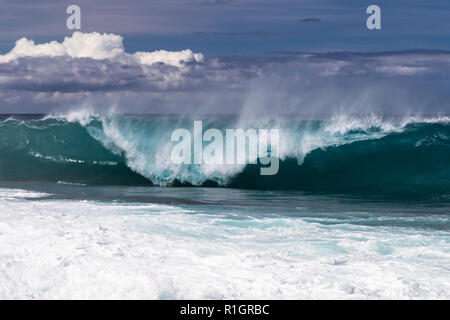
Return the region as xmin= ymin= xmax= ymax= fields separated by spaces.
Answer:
xmin=0 ymin=113 xmax=449 ymax=299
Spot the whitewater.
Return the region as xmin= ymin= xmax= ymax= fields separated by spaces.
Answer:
xmin=0 ymin=113 xmax=449 ymax=299
xmin=0 ymin=184 xmax=449 ymax=299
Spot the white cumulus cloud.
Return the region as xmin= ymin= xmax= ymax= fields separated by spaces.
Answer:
xmin=0 ymin=31 xmax=203 ymax=68
xmin=134 ymin=50 xmax=203 ymax=67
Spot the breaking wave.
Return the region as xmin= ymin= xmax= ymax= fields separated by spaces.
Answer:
xmin=1 ymin=111 xmax=449 ymax=198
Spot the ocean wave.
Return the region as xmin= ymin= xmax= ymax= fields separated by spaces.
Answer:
xmin=1 ymin=112 xmax=449 ymax=197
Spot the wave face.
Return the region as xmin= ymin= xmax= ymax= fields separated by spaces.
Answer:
xmin=1 ymin=113 xmax=449 ymax=198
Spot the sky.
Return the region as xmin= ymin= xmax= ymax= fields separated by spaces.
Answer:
xmin=0 ymin=0 xmax=449 ymax=114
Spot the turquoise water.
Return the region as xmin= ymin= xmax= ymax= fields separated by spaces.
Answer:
xmin=1 ymin=113 xmax=450 ymax=198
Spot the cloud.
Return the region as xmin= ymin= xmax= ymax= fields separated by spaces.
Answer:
xmin=0 ymin=32 xmax=203 ymax=67
xmin=201 ymin=0 xmax=233 ymax=5
xmin=375 ymin=65 xmax=429 ymax=75
xmin=134 ymin=50 xmax=203 ymax=68
xmin=0 ymin=32 xmax=125 ymax=63
xmin=298 ymin=18 xmax=322 ymax=23
xmin=0 ymin=32 xmax=210 ymax=95
xmin=0 ymin=32 xmax=449 ymax=115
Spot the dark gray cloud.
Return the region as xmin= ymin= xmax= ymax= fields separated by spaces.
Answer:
xmin=0 ymin=33 xmax=449 ymax=115
xmin=298 ymin=18 xmax=322 ymax=23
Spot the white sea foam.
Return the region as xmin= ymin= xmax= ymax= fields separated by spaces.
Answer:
xmin=0 ymin=188 xmax=449 ymax=299
xmin=0 ymin=188 xmax=49 ymax=199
